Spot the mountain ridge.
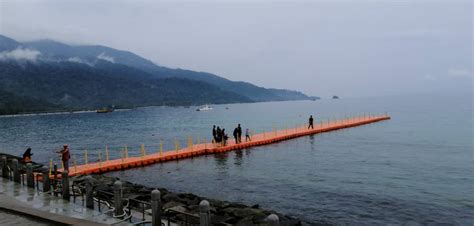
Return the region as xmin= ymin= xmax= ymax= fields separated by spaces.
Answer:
xmin=0 ymin=34 xmax=318 ymax=114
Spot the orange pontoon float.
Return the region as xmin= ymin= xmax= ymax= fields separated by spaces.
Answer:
xmin=65 ymin=114 xmax=390 ymax=176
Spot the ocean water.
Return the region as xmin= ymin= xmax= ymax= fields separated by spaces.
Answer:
xmin=0 ymin=93 xmax=472 ymax=224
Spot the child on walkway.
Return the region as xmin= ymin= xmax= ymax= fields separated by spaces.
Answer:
xmin=245 ymin=128 xmax=251 ymax=142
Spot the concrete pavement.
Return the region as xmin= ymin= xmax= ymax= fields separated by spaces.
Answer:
xmin=0 ymin=176 xmax=132 ymax=226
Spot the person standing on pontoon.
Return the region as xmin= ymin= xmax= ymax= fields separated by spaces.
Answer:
xmin=308 ymin=115 xmax=314 ymax=129
xmin=245 ymin=128 xmax=251 ymax=142
xmin=57 ymin=144 xmax=71 ymax=172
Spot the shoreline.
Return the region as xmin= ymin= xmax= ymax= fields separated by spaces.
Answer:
xmin=0 ymin=98 xmax=320 ymax=118
xmin=0 ymin=108 xmax=134 ymax=118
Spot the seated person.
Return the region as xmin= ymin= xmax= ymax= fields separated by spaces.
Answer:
xmin=22 ymin=148 xmax=33 ymax=163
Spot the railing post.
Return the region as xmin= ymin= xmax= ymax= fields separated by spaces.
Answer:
xmin=199 ymin=200 xmax=210 ymax=226
xmin=85 ymin=176 xmax=94 ymax=209
xmin=98 ymin=150 xmax=102 ymax=169
xmin=49 ymin=159 xmax=53 ymax=175
xmin=26 ymin=163 xmax=35 ymax=188
xmin=62 ymin=171 xmax=70 ymax=200
xmin=151 ymin=189 xmax=161 ymax=226
xmin=53 ymin=163 xmax=58 ymax=196
xmin=140 ymin=144 xmax=145 ymax=159
xmin=159 ymin=140 xmax=163 ymax=156
xmin=1 ymin=156 xmax=8 ymax=178
xmin=114 ymin=180 xmax=124 ymax=216
xmin=84 ymin=150 xmax=88 ymax=165
xmin=42 ymin=169 xmax=51 ymax=193
xmin=125 ymin=145 xmax=129 ymax=158
xmin=121 ymin=148 xmax=125 ymax=163
xmin=12 ymin=159 xmax=20 ymax=183
xmin=266 ymin=214 xmax=279 ymax=226
xmin=105 ymin=146 xmax=110 ymax=161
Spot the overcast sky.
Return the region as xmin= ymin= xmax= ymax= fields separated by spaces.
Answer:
xmin=0 ymin=0 xmax=472 ymax=97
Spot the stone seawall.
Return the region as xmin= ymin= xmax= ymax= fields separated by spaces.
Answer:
xmin=75 ymin=174 xmax=305 ymax=225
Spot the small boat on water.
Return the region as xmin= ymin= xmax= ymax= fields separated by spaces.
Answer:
xmin=96 ymin=106 xmax=115 ymax=113
xmin=196 ymin=105 xmax=213 ymax=111
xmin=332 ymin=95 xmax=339 ymax=99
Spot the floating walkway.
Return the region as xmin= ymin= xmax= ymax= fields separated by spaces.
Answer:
xmin=66 ymin=114 xmax=390 ymax=176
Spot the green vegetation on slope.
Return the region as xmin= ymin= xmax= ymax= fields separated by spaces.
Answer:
xmin=0 ymin=61 xmax=251 ymax=114
xmin=0 ymin=89 xmax=61 ymax=115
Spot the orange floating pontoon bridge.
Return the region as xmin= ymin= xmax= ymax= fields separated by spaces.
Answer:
xmin=64 ymin=114 xmax=391 ymax=176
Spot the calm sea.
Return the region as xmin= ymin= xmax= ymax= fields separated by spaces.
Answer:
xmin=0 ymin=93 xmax=472 ymax=224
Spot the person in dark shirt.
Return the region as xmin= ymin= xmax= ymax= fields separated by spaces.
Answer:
xmin=308 ymin=115 xmax=314 ymax=129
xmin=233 ymin=127 xmax=239 ymax=144
xmin=237 ymin=124 xmax=242 ymax=143
xmin=216 ymin=127 xmax=222 ymax=143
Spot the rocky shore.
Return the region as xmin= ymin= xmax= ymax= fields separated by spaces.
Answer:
xmin=73 ymin=174 xmax=304 ymax=226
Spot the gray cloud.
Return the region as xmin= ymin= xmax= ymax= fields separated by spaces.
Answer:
xmin=0 ymin=0 xmax=471 ymax=97
xmin=448 ymin=69 xmax=471 ymax=78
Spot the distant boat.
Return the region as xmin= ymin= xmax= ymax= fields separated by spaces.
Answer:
xmin=332 ymin=96 xmax=339 ymax=99
xmin=96 ymin=106 xmax=115 ymax=113
xmin=196 ymin=105 xmax=213 ymax=111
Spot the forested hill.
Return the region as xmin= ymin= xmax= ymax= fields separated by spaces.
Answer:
xmin=0 ymin=61 xmax=251 ymax=113
xmin=0 ymin=35 xmax=318 ymax=114
xmin=0 ymin=89 xmax=61 ymax=115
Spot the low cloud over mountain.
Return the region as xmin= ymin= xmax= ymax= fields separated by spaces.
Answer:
xmin=0 ymin=48 xmax=41 ymax=61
